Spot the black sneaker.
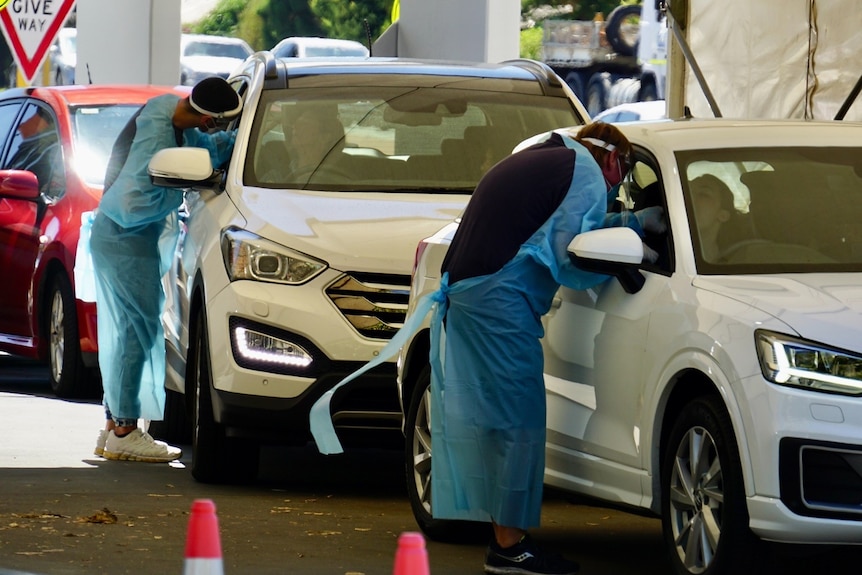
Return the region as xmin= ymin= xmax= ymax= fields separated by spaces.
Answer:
xmin=483 ymin=535 xmax=580 ymax=575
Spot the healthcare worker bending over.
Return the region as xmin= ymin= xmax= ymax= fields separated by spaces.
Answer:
xmin=309 ymin=121 xmax=664 ymax=574
xmin=436 ymin=122 xmax=653 ymax=575
xmin=90 ymin=77 xmax=241 ymax=462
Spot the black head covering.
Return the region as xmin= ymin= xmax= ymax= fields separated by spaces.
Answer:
xmin=189 ymin=77 xmax=242 ymax=119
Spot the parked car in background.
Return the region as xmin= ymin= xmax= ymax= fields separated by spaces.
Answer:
xmin=49 ymin=27 xmax=77 ymax=85
xmin=149 ymin=52 xmax=588 ymax=484
xmin=396 ymin=119 xmax=862 ymax=575
xmin=593 ymin=99 xmax=667 ymax=123
xmin=180 ymin=33 xmax=253 ymax=86
xmin=0 ymin=84 xmax=188 ymax=398
xmin=271 ymin=36 xmax=369 ymax=58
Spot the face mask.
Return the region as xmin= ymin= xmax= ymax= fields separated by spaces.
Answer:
xmin=583 ymin=136 xmax=627 ymax=191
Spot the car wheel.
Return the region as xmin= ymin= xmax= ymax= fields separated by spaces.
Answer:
xmin=605 ymin=4 xmax=641 ymax=57
xmin=661 ymin=396 xmax=759 ymax=575
xmin=190 ymin=309 xmax=259 ymax=484
xmin=404 ymin=364 xmax=490 ymax=543
xmin=586 ymin=73 xmax=611 ymax=117
xmin=564 ymin=71 xmax=585 ymax=102
xmin=46 ymin=273 xmax=91 ymax=398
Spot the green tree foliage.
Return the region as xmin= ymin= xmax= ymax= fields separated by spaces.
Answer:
xmin=520 ymin=27 xmax=543 ymax=60
xmin=258 ymin=0 xmax=323 ymax=49
xmin=310 ymin=0 xmax=391 ymax=45
xmin=191 ymin=0 xmax=246 ymax=36
xmin=191 ymin=0 xmax=390 ymax=52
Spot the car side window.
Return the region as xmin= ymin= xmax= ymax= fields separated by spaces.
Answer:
xmin=4 ymin=104 xmax=65 ymax=199
xmin=0 ymin=101 xmax=23 ymax=158
xmin=619 ymin=154 xmax=673 ymax=273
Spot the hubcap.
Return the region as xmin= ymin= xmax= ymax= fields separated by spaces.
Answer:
xmin=669 ymin=426 xmax=723 ymax=574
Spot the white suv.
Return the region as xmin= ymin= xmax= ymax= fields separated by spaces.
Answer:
xmin=148 ymin=52 xmax=589 ymax=483
xmin=396 ymin=121 xmax=862 ymax=574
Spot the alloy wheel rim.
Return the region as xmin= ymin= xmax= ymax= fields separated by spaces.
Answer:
xmin=49 ymin=290 xmax=64 ymax=382
xmin=668 ymin=425 xmax=723 ymax=574
xmin=412 ymin=387 xmax=433 ymax=514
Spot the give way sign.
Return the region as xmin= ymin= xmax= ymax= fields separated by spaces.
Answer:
xmin=0 ymin=0 xmax=77 ymax=85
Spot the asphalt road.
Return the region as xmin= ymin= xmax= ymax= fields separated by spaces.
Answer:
xmin=0 ymin=355 xmax=860 ymax=575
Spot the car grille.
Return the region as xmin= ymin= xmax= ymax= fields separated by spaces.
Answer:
xmin=325 ymin=272 xmax=411 ymax=340
xmin=780 ymin=438 xmax=862 ymax=520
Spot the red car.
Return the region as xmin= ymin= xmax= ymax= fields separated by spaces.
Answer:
xmin=0 ymin=84 xmax=188 ymax=397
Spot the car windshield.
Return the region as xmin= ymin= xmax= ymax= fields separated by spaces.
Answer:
xmin=184 ymin=41 xmax=250 ymax=59
xmin=245 ymin=83 xmax=581 ymax=192
xmin=70 ymin=104 xmax=142 ymax=186
xmin=675 ymin=146 xmax=862 ymax=273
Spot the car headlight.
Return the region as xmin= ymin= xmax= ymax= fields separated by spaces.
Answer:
xmin=755 ymin=330 xmax=862 ymax=396
xmin=221 ymin=227 xmax=326 ymax=285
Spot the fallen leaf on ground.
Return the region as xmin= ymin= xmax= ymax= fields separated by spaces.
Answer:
xmin=76 ymin=508 xmax=118 ymax=524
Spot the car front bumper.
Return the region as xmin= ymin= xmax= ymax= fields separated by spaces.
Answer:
xmin=203 ymin=275 xmax=403 ymax=442
xmin=738 ymin=373 xmax=862 ymax=542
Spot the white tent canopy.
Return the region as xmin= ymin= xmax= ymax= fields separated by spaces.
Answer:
xmin=677 ymin=0 xmax=861 ymax=120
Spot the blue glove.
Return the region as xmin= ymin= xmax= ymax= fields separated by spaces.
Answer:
xmin=635 ymin=206 xmax=667 ymax=234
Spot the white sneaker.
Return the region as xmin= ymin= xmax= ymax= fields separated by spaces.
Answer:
xmin=94 ymin=429 xmax=109 ymax=457
xmin=102 ymin=428 xmax=182 ymax=462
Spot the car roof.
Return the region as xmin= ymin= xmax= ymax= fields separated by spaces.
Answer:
xmin=246 ymin=53 xmax=574 ymax=98
xmin=514 ymin=118 xmax=862 ymax=155
xmin=615 ymin=117 xmax=862 ymax=150
xmin=0 ymin=85 xmax=189 ymax=108
xmin=278 ymin=56 xmax=550 ymax=77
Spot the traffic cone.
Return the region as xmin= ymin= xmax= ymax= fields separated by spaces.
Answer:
xmin=183 ymin=499 xmax=224 ymax=575
xmin=392 ymin=531 xmax=430 ymax=575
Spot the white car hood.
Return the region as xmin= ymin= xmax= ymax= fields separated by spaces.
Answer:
xmin=694 ymin=274 xmax=862 ymax=348
xmin=235 ymin=188 xmax=467 ymax=275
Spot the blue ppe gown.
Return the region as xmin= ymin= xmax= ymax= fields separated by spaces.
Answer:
xmin=89 ymin=94 xmax=235 ymax=423
xmin=427 ymin=134 xmax=610 ymax=528
xmin=310 ymin=133 xmax=612 ymax=530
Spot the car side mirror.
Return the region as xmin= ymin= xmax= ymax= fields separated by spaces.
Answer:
xmin=567 ymin=227 xmax=646 ymax=294
xmin=148 ymin=147 xmax=222 ymax=188
xmin=0 ymin=169 xmax=40 ymax=201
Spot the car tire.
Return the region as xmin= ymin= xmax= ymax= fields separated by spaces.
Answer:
xmin=586 ymin=73 xmax=611 ymax=117
xmin=564 ymin=71 xmax=585 ymax=102
xmin=190 ymin=309 xmax=259 ymax=484
xmin=404 ymin=364 xmax=491 ymax=543
xmin=605 ymin=4 xmax=641 ymax=57
xmin=661 ymin=396 xmax=759 ymax=575
xmin=46 ymin=273 xmax=93 ymax=398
